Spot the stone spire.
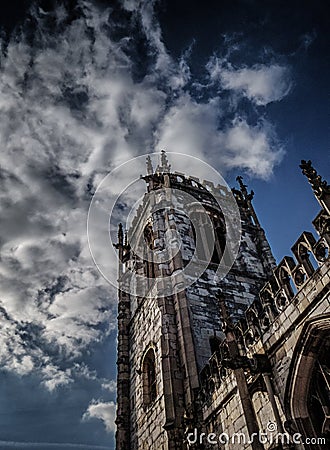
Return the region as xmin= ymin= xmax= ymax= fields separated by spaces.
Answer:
xmin=115 ymin=222 xmax=131 ymax=449
xmin=159 ymin=150 xmax=171 ymax=173
xmin=118 ymin=222 xmax=124 ymax=245
xmin=300 ymin=160 xmax=330 ymax=214
xmin=146 ymin=155 xmax=154 ymax=175
xmin=236 ymin=175 xmax=257 ymax=224
xmin=235 ymin=175 xmax=276 ymax=276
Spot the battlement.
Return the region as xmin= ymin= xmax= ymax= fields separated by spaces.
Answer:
xmin=127 ymin=165 xmax=247 ymax=241
xmin=199 ymin=161 xmax=330 ymax=409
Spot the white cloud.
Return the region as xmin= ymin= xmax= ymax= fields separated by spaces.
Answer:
xmin=156 ymin=94 xmax=221 ymax=157
xmin=101 ymin=379 xmax=117 ymax=393
xmin=41 ymin=365 xmax=74 ymax=392
xmin=220 ymin=119 xmax=284 ymax=177
xmin=132 ymin=0 xmax=172 ymax=74
xmin=208 ymin=58 xmax=292 ymax=105
xmin=0 ymin=0 xmax=289 ymax=395
xmin=156 ymin=96 xmax=283 ymax=179
xmin=0 ymin=1 xmax=139 ymax=388
xmin=82 ymin=400 xmax=116 ymax=433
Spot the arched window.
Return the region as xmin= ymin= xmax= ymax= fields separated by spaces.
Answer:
xmin=211 ymin=224 xmax=226 ymax=264
xmin=285 ymin=315 xmax=330 ymax=446
xmin=144 ymin=223 xmax=154 ymax=250
xmin=190 ymin=207 xmax=226 ymax=264
xmin=306 ymin=336 xmax=330 ymax=439
xmin=142 ymin=348 xmax=157 ymax=406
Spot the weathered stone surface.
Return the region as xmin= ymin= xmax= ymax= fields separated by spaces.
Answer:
xmin=116 ymin=159 xmax=330 ymax=450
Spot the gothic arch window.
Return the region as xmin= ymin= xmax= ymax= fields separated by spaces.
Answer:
xmin=142 ymin=348 xmax=157 ymax=407
xmin=212 ymin=224 xmax=226 ymax=264
xmin=144 ymin=223 xmax=154 ymax=250
xmin=190 ymin=207 xmax=226 ymax=264
xmin=190 ymin=209 xmax=208 ymax=261
xmin=208 ymin=208 xmax=226 ymax=264
xmin=314 ymin=239 xmax=329 ymax=263
xmin=285 ymin=314 xmax=330 ymax=448
xmin=278 ymin=266 xmax=297 ymax=298
xmin=298 ymin=242 xmax=318 ymax=272
xmin=310 ymin=356 xmax=330 ymax=437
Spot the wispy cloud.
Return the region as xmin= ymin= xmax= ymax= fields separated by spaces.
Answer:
xmin=82 ymin=399 xmax=116 ymax=433
xmin=207 ymin=57 xmax=292 ymax=106
xmin=156 ymin=96 xmax=284 ymax=178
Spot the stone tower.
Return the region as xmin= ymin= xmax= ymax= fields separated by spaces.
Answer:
xmin=115 ymin=153 xmax=277 ymax=450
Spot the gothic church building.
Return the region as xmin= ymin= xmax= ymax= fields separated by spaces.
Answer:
xmin=115 ymin=154 xmax=330 ymax=450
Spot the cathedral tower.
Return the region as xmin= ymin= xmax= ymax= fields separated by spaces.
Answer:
xmin=115 ymin=153 xmax=276 ymax=450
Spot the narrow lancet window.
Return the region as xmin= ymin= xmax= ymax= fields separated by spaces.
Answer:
xmin=142 ymin=348 xmax=157 ymax=406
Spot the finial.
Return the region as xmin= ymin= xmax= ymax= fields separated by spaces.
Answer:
xmin=300 ymin=160 xmax=330 ymax=199
xmin=160 ymin=150 xmax=171 ymax=172
xmin=236 ymin=175 xmax=254 ymax=201
xmin=146 ymin=155 xmax=153 ymax=175
xmin=117 ymin=223 xmax=123 ymax=245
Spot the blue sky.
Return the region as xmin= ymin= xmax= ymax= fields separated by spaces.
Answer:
xmin=156 ymin=0 xmax=330 ymax=261
xmin=0 ymin=0 xmax=329 ymax=448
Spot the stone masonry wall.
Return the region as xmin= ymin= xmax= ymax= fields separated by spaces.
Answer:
xmin=172 ymin=183 xmax=272 ymax=370
xmin=117 ymin=159 xmax=330 ymax=450
xmin=198 ymin=252 xmax=330 ymax=450
xmin=201 ymin=372 xmax=282 ymax=450
xmin=129 ymin=293 xmax=168 ymax=450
